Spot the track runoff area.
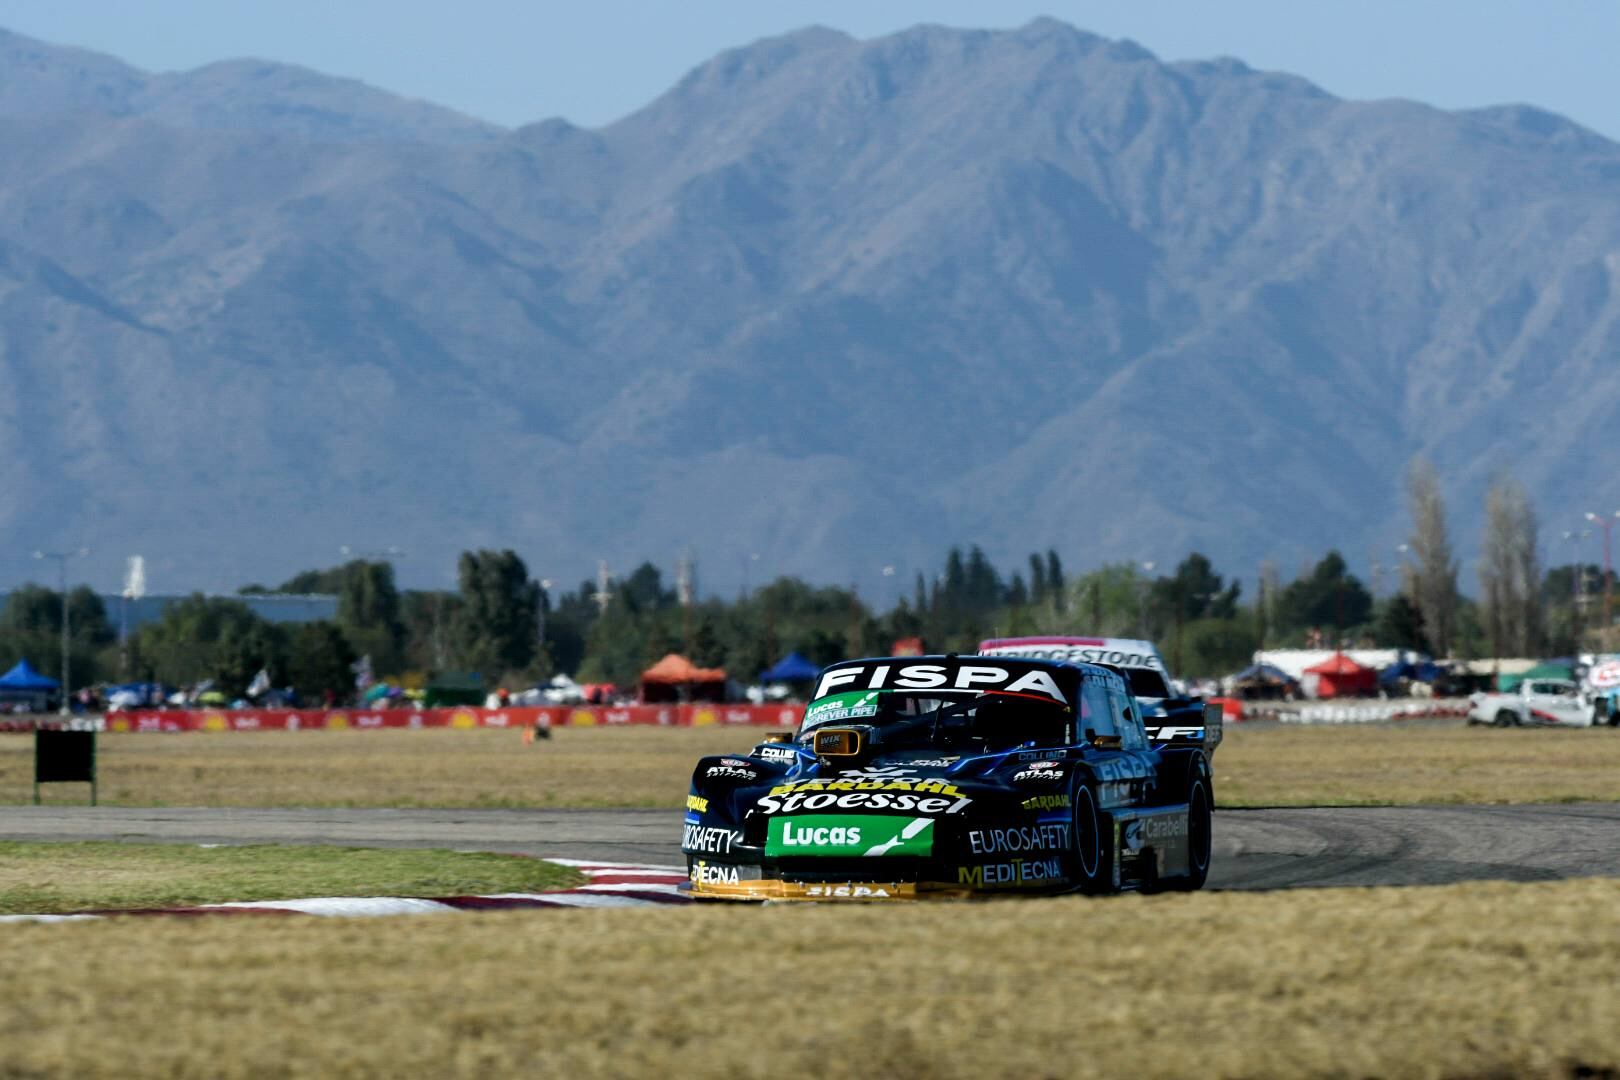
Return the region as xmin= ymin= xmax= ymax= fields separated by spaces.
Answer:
xmin=7 ymin=720 xmax=1620 ymax=1077
xmin=6 ymin=801 xmax=1620 ymax=908
xmin=7 ymin=675 xmax=1620 ymax=908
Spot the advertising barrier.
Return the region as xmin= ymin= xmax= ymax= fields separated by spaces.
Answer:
xmin=1279 ymin=701 xmax=1471 ymax=725
xmin=27 ymin=702 xmax=806 ymax=734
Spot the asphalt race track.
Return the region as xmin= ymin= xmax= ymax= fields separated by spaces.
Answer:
xmin=5 ymin=803 xmax=1620 ymax=890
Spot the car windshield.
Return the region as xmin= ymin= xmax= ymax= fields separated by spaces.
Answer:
xmin=1123 ymin=667 xmax=1171 ymax=699
xmin=800 ymin=689 xmax=1070 ymax=753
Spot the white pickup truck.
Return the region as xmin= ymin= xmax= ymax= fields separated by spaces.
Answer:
xmin=1466 ymin=679 xmax=1600 ymax=728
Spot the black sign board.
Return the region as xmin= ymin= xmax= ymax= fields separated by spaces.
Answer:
xmin=34 ymin=729 xmax=97 ymax=805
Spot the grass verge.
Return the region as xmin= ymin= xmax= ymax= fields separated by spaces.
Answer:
xmin=1 ymin=876 xmax=1618 ymax=1077
xmin=0 ymin=842 xmax=580 ymax=914
xmin=4 ymin=722 xmax=1620 ymax=810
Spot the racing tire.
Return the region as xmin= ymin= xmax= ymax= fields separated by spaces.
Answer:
xmin=1163 ymin=777 xmax=1213 ymax=892
xmin=1494 ymin=710 xmax=1517 ymax=728
xmin=1068 ymin=782 xmax=1111 ymax=895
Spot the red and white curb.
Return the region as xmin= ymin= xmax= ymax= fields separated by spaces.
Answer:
xmin=0 ymin=859 xmax=690 ymax=923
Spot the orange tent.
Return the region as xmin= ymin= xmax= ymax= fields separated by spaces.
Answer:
xmin=1304 ymin=653 xmax=1377 ymax=699
xmin=639 ymin=653 xmax=727 ymax=703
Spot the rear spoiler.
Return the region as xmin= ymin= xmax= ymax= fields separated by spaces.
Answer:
xmin=1143 ymin=702 xmax=1224 ymax=757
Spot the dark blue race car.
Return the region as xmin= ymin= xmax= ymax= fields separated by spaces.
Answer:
xmin=682 ymin=654 xmax=1219 ymax=901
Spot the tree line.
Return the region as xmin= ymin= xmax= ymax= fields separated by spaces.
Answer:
xmin=0 ymin=459 xmax=1607 ymax=696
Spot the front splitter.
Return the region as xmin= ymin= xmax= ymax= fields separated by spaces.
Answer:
xmin=686 ymin=879 xmax=983 ymax=902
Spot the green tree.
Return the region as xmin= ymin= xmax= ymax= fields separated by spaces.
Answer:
xmin=1151 ymin=554 xmax=1239 ymax=625
xmin=0 ymin=584 xmax=115 ymax=690
xmin=285 ymin=621 xmax=357 ymax=701
xmin=1045 ymin=550 xmax=1066 ymax=612
xmin=1405 ymin=458 xmax=1460 ymax=656
xmin=576 ymin=599 xmax=646 ymax=686
xmin=1063 ymin=564 xmax=1150 ymax=637
xmin=336 ymin=561 xmax=404 ymax=676
xmin=254 ymin=561 xmax=404 ymax=675
xmin=454 ymin=550 xmax=541 ymax=678
xmin=265 ymin=567 xmax=347 ymax=595
xmin=541 ymin=582 xmax=595 ymax=677
xmin=1 ymin=584 xmax=112 ymax=644
xmin=1152 ymin=553 xmax=1242 ymax=673
xmin=1028 ymin=554 xmax=1048 ymax=604
xmin=1275 ymin=552 xmax=1374 ymax=638
xmin=620 ymin=563 xmax=675 ymax=614
xmin=399 ymin=590 xmax=459 ymax=672
xmin=1179 ymin=613 xmax=1263 ymax=678
xmin=1374 ymin=593 xmax=1431 ymax=653
xmin=131 ymin=595 xmax=281 ymax=690
xmin=688 ymin=612 xmax=725 ymax=668
xmin=963 ymin=546 xmax=1002 ymax=612
xmin=214 ymin=617 xmax=289 ymax=697
xmin=801 ymin=627 xmax=848 ymax=669
xmin=1005 ymin=573 xmax=1028 ymax=608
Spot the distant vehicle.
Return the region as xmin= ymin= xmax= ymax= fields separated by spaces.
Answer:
xmin=977 ymin=636 xmax=1220 ymax=752
xmin=1466 ymin=679 xmax=1608 ymax=727
xmin=681 ymin=655 xmax=1214 ymax=900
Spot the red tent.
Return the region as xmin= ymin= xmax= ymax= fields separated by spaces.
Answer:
xmin=639 ymin=653 xmax=727 ymax=703
xmin=1304 ymin=653 xmax=1377 ymax=699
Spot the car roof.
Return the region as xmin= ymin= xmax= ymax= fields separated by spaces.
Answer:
xmin=811 ymin=654 xmax=1126 ymax=704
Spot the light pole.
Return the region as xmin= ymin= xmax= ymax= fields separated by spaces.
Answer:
xmin=33 ymin=548 xmax=89 ymax=714
xmin=1584 ymin=512 xmax=1620 ymax=649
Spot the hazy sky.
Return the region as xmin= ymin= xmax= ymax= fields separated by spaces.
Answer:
xmin=2 ymin=0 xmax=1617 ymax=139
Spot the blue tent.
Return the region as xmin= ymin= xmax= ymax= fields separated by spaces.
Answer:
xmin=760 ymin=651 xmax=819 ymax=683
xmin=1231 ymin=662 xmax=1296 ymax=685
xmin=0 ymin=659 xmax=59 ymax=690
xmin=1378 ymin=660 xmax=1443 ymax=686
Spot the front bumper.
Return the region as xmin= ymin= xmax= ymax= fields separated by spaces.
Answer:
xmin=684 ymin=877 xmax=973 ymax=902
xmin=683 ymin=849 xmax=1074 ymax=901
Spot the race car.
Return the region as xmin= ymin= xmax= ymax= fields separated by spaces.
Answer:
xmin=978 ymin=636 xmax=1222 ymax=753
xmin=681 ymin=654 xmax=1214 ymax=901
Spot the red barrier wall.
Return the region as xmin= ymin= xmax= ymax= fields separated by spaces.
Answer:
xmin=86 ymin=703 xmax=806 ymax=734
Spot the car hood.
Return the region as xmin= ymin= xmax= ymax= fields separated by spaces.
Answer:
xmin=705 ymin=747 xmax=1073 ymax=828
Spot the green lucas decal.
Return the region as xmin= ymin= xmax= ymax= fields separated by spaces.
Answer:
xmin=765 ymin=815 xmax=935 ymax=857
xmin=802 ymin=690 xmax=881 ymax=726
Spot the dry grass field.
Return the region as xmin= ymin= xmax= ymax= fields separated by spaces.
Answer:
xmin=0 ymin=726 xmax=751 ymax=809
xmin=0 ymin=842 xmax=579 ymax=914
xmin=1215 ymin=722 xmax=1620 ymax=806
xmin=1 ymin=876 xmax=1617 ymax=1078
xmin=5 ymin=721 xmax=1620 ymax=809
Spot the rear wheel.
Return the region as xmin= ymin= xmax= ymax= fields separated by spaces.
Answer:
xmin=1494 ymin=710 xmax=1517 ymax=728
xmin=1069 ymin=782 xmax=1110 ymax=894
xmin=1165 ymin=777 xmax=1213 ymax=892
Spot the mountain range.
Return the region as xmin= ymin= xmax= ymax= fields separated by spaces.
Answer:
xmin=2 ymin=19 xmax=1618 ymax=599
